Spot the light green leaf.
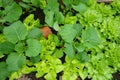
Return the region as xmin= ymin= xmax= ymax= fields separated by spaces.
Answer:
xmin=21 ymin=65 xmax=35 ymax=74
xmin=6 ymin=53 xmax=26 ymax=72
xmin=25 ymin=39 xmax=41 ymax=57
xmin=0 ymin=34 xmax=5 ymax=43
xmin=65 ymin=15 xmax=77 ymax=24
xmin=82 ymin=27 xmax=100 ymax=48
xmin=44 ymin=71 xmax=56 ymax=80
xmin=3 ymin=21 xmax=28 ymax=44
xmin=64 ymin=43 xmax=75 ymax=59
xmin=59 ymin=24 xmax=77 ymax=43
xmin=53 ymin=49 xmax=63 ymax=58
xmin=0 ymin=41 xmax=14 ymax=54
xmin=4 ymin=2 xmax=22 ymax=22
xmin=53 ymin=21 xmax=60 ymax=31
xmin=23 ymin=14 xmax=40 ymax=30
xmin=0 ymin=62 xmax=9 ymax=80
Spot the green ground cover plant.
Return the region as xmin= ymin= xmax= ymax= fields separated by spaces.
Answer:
xmin=0 ymin=0 xmax=120 ymax=80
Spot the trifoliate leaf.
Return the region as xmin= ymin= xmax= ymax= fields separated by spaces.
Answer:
xmin=82 ymin=27 xmax=100 ymax=48
xmin=3 ymin=21 xmax=28 ymax=44
xmin=0 ymin=62 xmax=9 ymax=80
xmin=0 ymin=41 xmax=14 ymax=54
xmin=4 ymin=2 xmax=22 ymax=22
xmin=25 ymin=39 xmax=41 ymax=57
xmin=64 ymin=43 xmax=75 ymax=59
xmin=59 ymin=24 xmax=77 ymax=43
xmin=6 ymin=53 xmax=26 ymax=72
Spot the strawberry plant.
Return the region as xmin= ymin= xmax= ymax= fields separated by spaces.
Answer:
xmin=0 ymin=0 xmax=120 ymax=80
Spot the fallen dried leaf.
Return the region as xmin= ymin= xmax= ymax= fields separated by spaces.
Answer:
xmin=40 ymin=26 xmax=52 ymax=38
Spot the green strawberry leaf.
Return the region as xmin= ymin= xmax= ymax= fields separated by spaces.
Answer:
xmin=72 ymin=2 xmax=87 ymax=14
xmin=0 ymin=62 xmax=9 ymax=80
xmin=15 ymin=42 xmax=25 ymax=53
xmin=64 ymin=43 xmax=75 ymax=59
xmin=59 ymin=24 xmax=77 ymax=43
xmin=44 ymin=10 xmax=54 ymax=27
xmin=54 ymin=11 xmax=64 ymax=24
xmin=3 ymin=21 xmax=28 ymax=44
xmin=76 ymin=52 xmax=89 ymax=63
xmin=0 ymin=41 xmax=15 ymax=54
xmin=6 ymin=53 xmax=26 ymax=72
xmin=27 ymin=27 xmax=42 ymax=39
xmin=73 ymin=24 xmax=83 ymax=36
xmin=82 ymin=27 xmax=100 ymax=48
xmin=4 ymin=2 xmax=22 ymax=22
xmin=25 ymin=39 xmax=41 ymax=57
xmin=74 ymin=42 xmax=85 ymax=52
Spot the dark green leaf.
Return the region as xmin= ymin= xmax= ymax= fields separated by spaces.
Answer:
xmin=73 ymin=24 xmax=83 ymax=36
xmin=72 ymin=2 xmax=87 ymax=14
xmin=30 ymin=55 xmax=40 ymax=63
xmin=25 ymin=39 xmax=41 ymax=57
xmin=0 ymin=0 xmax=2 ymax=7
xmin=82 ymin=27 xmax=100 ymax=48
xmin=74 ymin=43 xmax=85 ymax=52
xmin=31 ymin=0 xmax=40 ymax=6
xmin=46 ymin=0 xmax=59 ymax=12
xmin=15 ymin=42 xmax=25 ymax=53
xmin=3 ymin=21 xmax=28 ymax=44
xmin=76 ymin=52 xmax=89 ymax=62
xmin=22 ymin=0 xmax=31 ymax=3
xmin=27 ymin=28 xmax=42 ymax=39
xmin=2 ymin=0 xmax=14 ymax=7
xmin=0 ymin=62 xmax=9 ymax=80
xmin=6 ymin=53 xmax=26 ymax=72
xmin=64 ymin=43 xmax=75 ymax=59
xmin=59 ymin=24 xmax=77 ymax=43
xmin=19 ymin=2 xmax=30 ymax=9
xmin=44 ymin=10 xmax=54 ymax=27
xmin=4 ymin=2 xmax=22 ymax=22
xmin=54 ymin=11 xmax=64 ymax=24
xmin=0 ymin=41 xmax=14 ymax=54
